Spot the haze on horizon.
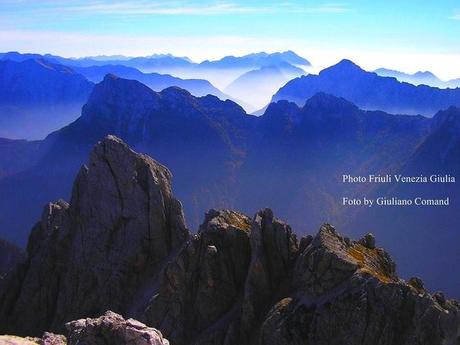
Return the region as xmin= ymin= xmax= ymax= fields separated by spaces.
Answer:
xmin=0 ymin=0 xmax=460 ymax=79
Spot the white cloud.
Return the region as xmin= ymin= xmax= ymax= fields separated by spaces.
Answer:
xmin=57 ymin=1 xmax=270 ymax=16
xmin=450 ymin=13 xmax=460 ymax=20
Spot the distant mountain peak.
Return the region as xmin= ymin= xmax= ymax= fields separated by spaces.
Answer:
xmin=373 ymin=67 xmax=452 ymax=88
xmin=85 ymin=74 xmax=159 ymax=116
xmin=161 ymin=85 xmax=192 ymax=96
xmin=335 ymin=58 xmax=358 ymax=67
xmin=321 ymin=59 xmax=364 ymax=75
xmin=273 ymin=59 xmax=460 ymax=116
xmin=413 ymin=71 xmax=437 ymax=79
xmin=200 ymin=51 xmax=311 ymax=68
xmin=262 ymin=100 xmax=300 ymax=119
xmin=159 ymin=86 xmax=195 ymax=103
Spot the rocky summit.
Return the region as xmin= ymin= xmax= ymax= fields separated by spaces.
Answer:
xmin=0 ymin=135 xmax=188 ymax=335
xmin=1 ymin=136 xmax=459 ymax=345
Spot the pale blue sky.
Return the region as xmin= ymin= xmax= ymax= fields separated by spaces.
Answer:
xmin=1 ymin=0 xmax=459 ymax=78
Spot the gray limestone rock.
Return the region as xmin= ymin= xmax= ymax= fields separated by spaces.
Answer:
xmin=146 ymin=209 xmax=252 ymax=345
xmin=66 ymin=311 xmax=169 ymax=345
xmin=0 ymin=136 xmax=189 ymax=336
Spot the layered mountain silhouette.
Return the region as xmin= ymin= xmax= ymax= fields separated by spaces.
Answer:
xmin=0 ymin=56 xmax=243 ymax=138
xmin=1 ymin=51 xmax=312 ymax=111
xmin=0 ymin=75 xmax=458 ymax=298
xmin=1 ymin=136 xmax=458 ymax=345
xmin=191 ymin=51 xmax=311 ymax=101
xmin=1 ymin=50 xmax=310 ymax=73
xmin=273 ymin=59 xmax=460 ymax=116
xmin=225 ymin=62 xmax=305 ymax=109
xmin=0 ymin=51 xmax=65 ymax=64
xmin=0 ymin=59 xmax=93 ymax=139
xmin=199 ymin=50 xmax=310 ymax=69
xmin=375 ymin=68 xmax=460 ymax=88
xmin=74 ymin=64 xmax=228 ymax=99
xmin=0 ymin=51 xmax=192 ymax=70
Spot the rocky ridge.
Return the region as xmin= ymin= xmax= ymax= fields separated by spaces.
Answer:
xmin=1 ymin=136 xmax=459 ymax=345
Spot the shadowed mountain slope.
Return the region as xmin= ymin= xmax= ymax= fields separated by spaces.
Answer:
xmin=0 ymin=76 xmax=458 ymax=298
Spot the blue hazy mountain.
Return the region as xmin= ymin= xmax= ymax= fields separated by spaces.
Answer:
xmin=224 ymin=62 xmax=306 ymax=109
xmin=199 ymin=50 xmax=311 ymax=69
xmin=194 ymin=51 xmax=311 ymax=95
xmin=1 ymin=51 xmax=311 ymax=111
xmin=0 ymin=59 xmax=92 ymax=104
xmin=0 ymin=56 xmax=239 ymax=138
xmin=0 ymin=51 xmax=193 ymax=69
xmin=375 ymin=68 xmax=460 ymax=88
xmin=74 ymin=64 xmax=229 ymax=98
xmin=1 ymin=75 xmax=458 ymax=297
xmin=1 ymin=50 xmax=309 ymax=71
xmin=273 ymin=59 xmax=460 ymax=116
xmin=0 ymin=59 xmax=94 ymax=139
xmin=0 ymin=51 xmax=64 ymax=64
xmin=73 ymin=54 xmax=192 ymax=70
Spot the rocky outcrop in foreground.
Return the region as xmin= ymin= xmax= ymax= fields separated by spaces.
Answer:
xmin=1 ymin=136 xmax=459 ymax=345
xmin=66 ymin=311 xmax=169 ymax=345
xmin=0 ymin=135 xmax=188 ymax=335
xmin=0 ymin=311 xmax=168 ymax=345
xmin=0 ymin=332 xmax=65 ymax=345
xmin=147 ymin=213 xmax=460 ymax=345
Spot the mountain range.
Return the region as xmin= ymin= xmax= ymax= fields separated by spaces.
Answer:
xmin=0 ymin=50 xmax=310 ymax=75
xmin=0 ymin=51 xmax=193 ymax=70
xmin=0 ymin=75 xmax=458 ymax=298
xmin=0 ymin=56 xmax=239 ymax=138
xmin=73 ymin=64 xmax=229 ymax=99
xmin=0 ymin=59 xmax=93 ymax=139
xmin=199 ymin=50 xmax=310 ymax=69
xmin=273 ymin=59 xmax=460 ymax=116
xmin=177 ymin=51 xmax=311 ymax=103
xmin=375 ymin=68 xmax=460 ymax=88
xmin=0 ymin=50 xmax=312 ymax=113
xmin=0 ymin=135 xmax=458 ymax=345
